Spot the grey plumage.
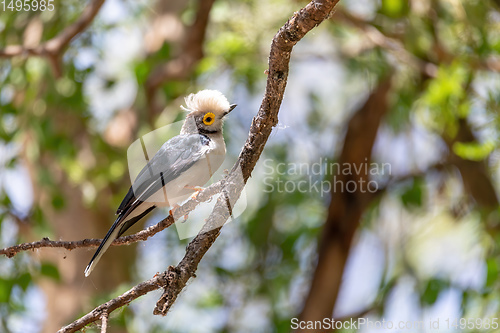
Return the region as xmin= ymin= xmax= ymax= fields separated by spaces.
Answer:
xmin=84 ymin=90 xmax=236 ymax=277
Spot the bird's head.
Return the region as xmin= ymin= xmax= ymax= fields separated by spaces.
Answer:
xmin=180 ymin=90 xmax=237 ymax=135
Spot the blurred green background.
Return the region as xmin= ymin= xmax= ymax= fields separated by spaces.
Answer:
xmin=1 ymin=0 xmax=500 ymax=332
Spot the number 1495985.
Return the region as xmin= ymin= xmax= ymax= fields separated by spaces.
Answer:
xmin=1 ymin=0 xmax=54 ymax=11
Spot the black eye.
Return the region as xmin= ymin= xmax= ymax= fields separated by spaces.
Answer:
xmin=206 ymin=117 xmax=212 ymax=122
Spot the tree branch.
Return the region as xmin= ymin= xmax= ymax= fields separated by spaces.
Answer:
xmin=0 ymin=0 xmax=105 ymax=76
xmin=0 ymin=180 xmax=223 ymax=258
xmin=100 ymin=312 xmax=108 ymax=333
xmin=333 ymin=9 xmax=438 ymax=78
xmin=335 ymin=8 xmax=500 ymax=75
xmin=153 ymin=0 xmax=341 ymax=316
xmin=57 ymin=0 xmax=341 ymax=331
xmin=57 ymin=270 xmax=171 ymax=333
xmin=0 ymin=218 xmax=174 ymax=258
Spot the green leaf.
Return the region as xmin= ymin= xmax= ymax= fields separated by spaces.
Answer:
xmin=197 ymin=290 xmax=224 ymax=308
xmin=51 ymin=193 xmax=65 ymax=211
xmin=134 ymin=61 xmax=151 ymax=86
xmin=0 ymin=193 xmax=12 ymax=206
xmin=380 ymin=0 xmax=409 ymax=18
xmin=40 ymin=263 xmax=61 ymax=282
xmin=0 ymin=278 xmax=13 ymax=303
xmin=452 ymin=141 xmax=495 ymax=162
xmin=421 ymin=279 xmax=448 ymax=305
xmin=401 ymin=178 xmax=423 ymax=208
xmin=486 ymin=258 xmax=499 ymax=288
xmin=17 ymin=273 xmax=32 ymax=291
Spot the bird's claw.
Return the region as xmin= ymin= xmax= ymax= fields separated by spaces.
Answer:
xmin=169 ymin=204 xmax=181 ymax=218
xmin=185 ymin=185 xmax=204 ymax=200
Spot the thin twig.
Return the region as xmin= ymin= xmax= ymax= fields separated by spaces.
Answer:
xmin=0 ymin=181 xmax=223 ymax=258
xmin=57 ymin=270 xmax=172 ymax=333
xmin=0 ymin=0 xmax=105 ymax=76
xmin=333 ymin=9 xmax=438 ymax=78
xmin=100 ymin=312 xmax=108 ymax=333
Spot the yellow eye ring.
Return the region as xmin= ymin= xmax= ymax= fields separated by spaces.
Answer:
xmin=203 ymin=112 xmax=216 ymax=125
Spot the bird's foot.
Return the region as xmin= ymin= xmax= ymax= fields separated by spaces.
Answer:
xmin=169 ymin=204 xmax=181 ymax=218
xmin=184 ymin=185 xmax=204 ymax=200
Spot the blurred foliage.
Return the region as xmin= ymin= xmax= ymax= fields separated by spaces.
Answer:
xmin=0 ymin=0 xmax=499 ymax=332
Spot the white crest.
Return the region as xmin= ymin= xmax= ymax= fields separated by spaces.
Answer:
xmin=181 ymin=90 xmax=231 ymax=115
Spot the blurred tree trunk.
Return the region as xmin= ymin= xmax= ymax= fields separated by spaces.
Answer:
xmin=36 ymin=178 xmax=130 ymax=333
xmin=446 ymin=119 xmax=499 ymax=209
xmin=24 ymin=113 xmax=133 ymax=332
xmin=298 ymin=78 xmax=392 ymax=331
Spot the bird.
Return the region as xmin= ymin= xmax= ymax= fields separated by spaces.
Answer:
xmin=84 ymin=89 xmax=237 ymax=277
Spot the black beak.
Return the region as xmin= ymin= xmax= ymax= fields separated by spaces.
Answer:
xmin=224 ymin=104 xmax=237 ymax=116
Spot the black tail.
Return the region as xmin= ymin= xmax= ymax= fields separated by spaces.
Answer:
xmin=84 ymin=215 xmax=123 ymax=277
xmin=84 ymin=205 xmax=156 ymax=277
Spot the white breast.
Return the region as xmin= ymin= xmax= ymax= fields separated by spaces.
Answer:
xmin=148 ymin=134 xmax=226 ymax=207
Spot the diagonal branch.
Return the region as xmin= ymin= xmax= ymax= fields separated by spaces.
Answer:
xmin=57 ymin=270 xmax=172 ymax=333
xmin=153 ymin=0 xmax=341 ymax=316
xmin=57 ymin=0 xmax=341 ymax=331
xmin=0 ymin=0 xmax=105 ymax=76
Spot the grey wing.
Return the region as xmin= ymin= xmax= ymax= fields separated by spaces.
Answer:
xmin=116 ymin=134 xmax=213 ymax=215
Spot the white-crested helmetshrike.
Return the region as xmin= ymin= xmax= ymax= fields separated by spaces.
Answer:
xmin=84 ymin=90 xmax=237 ymax=277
